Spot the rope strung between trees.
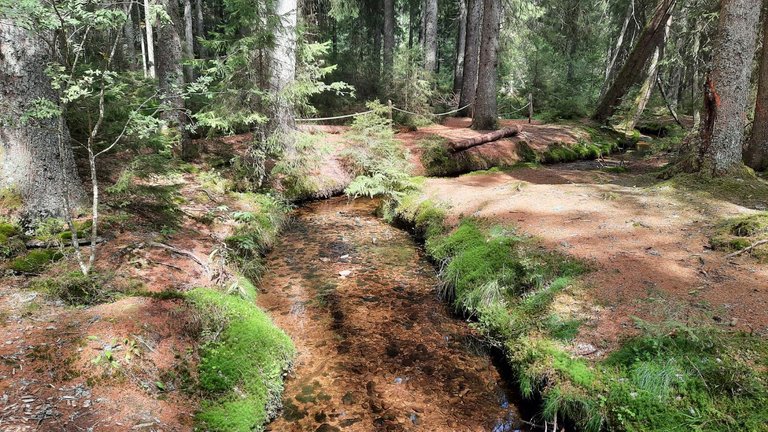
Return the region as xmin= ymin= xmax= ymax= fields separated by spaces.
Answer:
xmin=498 ymin=101 xmax=531 ymax=118
xmin=295 ymin=103 xmax=473 ymax=122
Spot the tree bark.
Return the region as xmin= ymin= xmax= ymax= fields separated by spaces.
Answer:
xmin=269 ymin=0 xmax=298 ymax=144
xmin=471 ymin=0 xmax=500 ymax=130
xmin=156 ymin=0 xmax=197 ymax=160
xmin=603 ymin=0 xmax=634 ymax=95
xmin=194 ymin=0 xmax=206 ymax=58
xmin=0 ymin=20 xmax=85 ymax=220
xmin=458 ymin=0 xmax=483 ymax=116
xmin=383 ymin=0 xmax=395 ymax=82
xmin=593 ymin=0 xmax=677 ymax=122
xmin=694 ymin=0 xmax=762 ymax=175
xmin=690 ymin=12 xmax=701 ymax=129
xmin=123 ymin=1 xmax=138 ymax=70
xmin=745 ymin=6 xmax=768 ymax=171
xmin=423 ymin=0 xmax=438 ymax=73
xmin=453 ymin=0 xmax=467 ymax=94
xmin=448 ymin=126 xmax=520 ymax=153
xmin=617 ymin=14 xmax=672 ymax=133
xmin=144 ymin=0 xmax=156 ymax=78
xmin=182 ymin=0 xmax=195 ymax=83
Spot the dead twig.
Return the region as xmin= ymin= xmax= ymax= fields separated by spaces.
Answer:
xmin=147 ymin=241 xmax=210 ymax=276
xmin=725 ymin=240 xmax=768 ymax=259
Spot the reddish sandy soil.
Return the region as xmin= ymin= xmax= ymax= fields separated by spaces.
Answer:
xmin=0 ymin=142 xmax=254 ymax=431
xmin=414 ymin=160 xmax=768 ymax=352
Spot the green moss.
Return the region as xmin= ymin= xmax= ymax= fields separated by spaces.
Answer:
xmin=709 ymin=213 xmax=768 ymax=261
xmin=0 ymin=187 xmax=22 ymax=210
xmin=0 ymin=222 xmax=24 ymax=258
xmin=187 ymin=287 xmax=295 ymax=432
xmin=31 ymin=271 xmax=117 ymax=305
xmin=7 ymin=249 xmax=64 ymax=273
xmin=661 ymin=172 xmax=768 ymax=210
xmin=419 ymin=135 xmax=465 ymax=176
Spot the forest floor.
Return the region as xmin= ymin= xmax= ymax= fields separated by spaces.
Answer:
xmin=1 ymin=116 xmax=766 ymax=431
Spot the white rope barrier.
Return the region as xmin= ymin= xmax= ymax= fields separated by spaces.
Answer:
xmin=296 ymin=103 xmax=474 ymax=122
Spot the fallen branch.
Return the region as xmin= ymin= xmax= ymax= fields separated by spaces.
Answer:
xmin=26 ymin=237 xmax=106 ymax=249
xmin=447 ymin=125 xmax=521 ymax=153
xmin=725 ymin=240 xmax=768 ymax=258
xmin=148 ymin=241 xmax=210 ymax=276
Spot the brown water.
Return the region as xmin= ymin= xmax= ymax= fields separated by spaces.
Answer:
xmin=259 ymin=197 xmax=524 ymax=432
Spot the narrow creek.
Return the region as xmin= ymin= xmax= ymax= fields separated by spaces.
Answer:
xmin=259 ymin=197 xmax=525 ymax=432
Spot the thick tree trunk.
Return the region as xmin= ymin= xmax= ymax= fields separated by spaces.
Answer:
xmin=603 ymin=0 xmax=634 ymax=94
xmin=269 ymin=0 xmax=298 ymax=144
xmin=745 ymin=7 xmax=768 ymax=171
xmin=144 ymin=0 xmax=156 ymax=78
xmin=0 ymin=20 xmax=85 ymax=220
xmin=617 ymin=14 xmax=672 ymax=133
xmin=423 ymin=0 xmax=438 ymax=73
xmin=383 ymin=0 xmax=395 ymax=81
xmin=194 ymin=0 xmax=206 ymax=58
xmin=471 ymin=0 xmax=500 ymax=130
xmin=458 ymin=0 xmax=483 ymax=116
xmin=182 ymin=0 xmax=195 ymax=83
xmin=123 ymin=1 xmax=138 ymax=70
xmin=453 ymin=0 xmax=467 ymax=94
xmin=694 ymin=0 xmax=762 ymax=175
xmin=448 ymin=126 xmax=520 ymax=153
xmin=156 ymin=0 xmax=197 ymax=160
xmin=593 ymin=0 xmax=677 ymax=122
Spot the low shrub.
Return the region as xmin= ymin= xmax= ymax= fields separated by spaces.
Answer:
xmin=7 ymin=249 xmax=64 ymax=274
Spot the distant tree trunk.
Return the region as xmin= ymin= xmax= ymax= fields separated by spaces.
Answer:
xmin=690 ymin=13 xmax=701 ymax=129
xmin=383 ymin=0 xmax=395 ymax=82
xmin=691 ymin=0 xmax=761 ymax=175
xmin=745 ymin=6 xmax=768 ymax=171
xmin=423 ymin=0 xmax=438 ymax=72
xmin=144 ymin=0 xmax=156 ymax=78
xmin=593 ymin=0 xmax=677 ymax=122
xmin=195 ymin=0 xmax=207 ymax=58
xmin=471 ymin=0 xmax=500 ymax=130
xmin=123 ymin=1 xmax=138 ymax=70
xmin=269 ymin=0 xmax=298 ymax=145
xmin=453 ymin=0 xmax=467 ymax=94
xmin=617 ymin=14 xmax=672 ymax=133
xmin=156 ymin=0 xmax=197 ymax=160
xmin=458 ymin=0 xmax=483 ymax=116
xmin=182 ymin=0 xmax=195 ymax=82
xmin=603 ymin=0 xmax=634 ymax=95
xmin=0 ymin=20 xmax=85 ymax=220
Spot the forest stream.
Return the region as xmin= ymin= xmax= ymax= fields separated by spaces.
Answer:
xmin=258 ymin=197 xmax=525 ymax=432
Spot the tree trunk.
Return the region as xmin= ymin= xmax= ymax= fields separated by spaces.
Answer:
xmin=471 ymin=0 xmax=500 ymax=130
xmin=423 ymin=0 xmax=438 ymax=73
xmin=745 ymin=6 xmax=768 ymax=171
xmin=694 ymin=0 xmax=762 ymax=175
xmin=269 ymin=0 xmax=298 ymax=144
xmin=690 ymin=13 xmax=701 ymax=129
xmin=617 ymin=14 xmax=672 ymax=133
xmin=458 ymin=0 xmax=483 ymax=116
xmin=182 ymin=0 xmax=195 ymax=83
xmin=603 ymin=0 xmax=634 ymax=94
xmin=156 ymin=0 xmax=197 ymax=160
xmin=0 ymin=20 xmax=85 ymax=220
xmin=453 ymin=0 xmax=467 ymax=94
xmin=123 ymin=1 xmax=138 ymax=70
xmin=144 ymin=0 xmax=156 ymax=78
xmin=593 ymin=0 xmax=677 ymax=122
xmin=383 ymin=0 xmax=395 ymax=82
xmin=448 ymin=126 xmax=520 ymax=153
xmin=195 ymin=0 xmax=207 ymax=58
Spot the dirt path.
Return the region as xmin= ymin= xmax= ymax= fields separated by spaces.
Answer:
xmin=258 ymin=197 xmax=523 ymax=432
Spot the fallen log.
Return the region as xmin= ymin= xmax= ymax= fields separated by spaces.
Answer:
xmin=26 ymin=237 xmax=106 ymax=249
xmin=447 ymin=125 xmax=521 ymax=153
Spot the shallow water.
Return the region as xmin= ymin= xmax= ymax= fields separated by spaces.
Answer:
xmin=259 ymin=197 xmax=524 ymax=432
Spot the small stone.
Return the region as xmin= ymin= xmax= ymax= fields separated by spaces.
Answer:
xmin=339 ymin=270 xmax=352 ymax=277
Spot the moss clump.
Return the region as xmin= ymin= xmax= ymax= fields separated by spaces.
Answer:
xmin=0 ymin=222 xmax=25 ymax=258
xmin=0 ymin=187 xmax=22 ymax=210
xmin=187 ymin=287 xmax=295 ymax=432
xmin=419 ymin=135 xmax=466 ymax=176
xmin=7 ymin=249 xmax=64 ymax=273
xmin=710 ymin=213 xmax=768 ymax=261
xmin=542 ymin=139 xmax=618 ymax=164
xmin=660 ymin=172 xmax=768 ymax=210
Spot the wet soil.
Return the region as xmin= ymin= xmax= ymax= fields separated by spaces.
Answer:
xmin=259 ymin=197 xmax=523 ymax=432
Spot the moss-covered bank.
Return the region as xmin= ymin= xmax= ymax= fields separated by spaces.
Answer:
xmin=188 ymin=192 xmax=295 ymax=432
xmin=390 ymin=188 xmax=768 ymax=432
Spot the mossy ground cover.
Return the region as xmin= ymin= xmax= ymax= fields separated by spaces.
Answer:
xmin=393 ymin=187 xmax=768 ymax=432
xmin=187 ymin=287 xmax=295 ymax=432
xmin=710 ymin=213 xmax=768 ymax=261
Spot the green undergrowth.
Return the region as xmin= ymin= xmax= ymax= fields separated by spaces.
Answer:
xmin=659 ymin=172 xmax=768 ymax=210
xmin=7 ymin=249 xmax=64 ymax=273
xmin=0 ymin=221 xmax=24 ymax=258
xmin=271 ymin=132 xmax=334 ymax=200
xmin=392 ymin=186 xmax=768 ymax=431
xmin=187 ymin=287 xmax=294 ymax=432
xmin=224 ymin=193 xmax=289 ymax=282
xmin=710 ymin=213 xmax=768 ymax=261
xmin=30 ymin=271 xmax=121 ymax=305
